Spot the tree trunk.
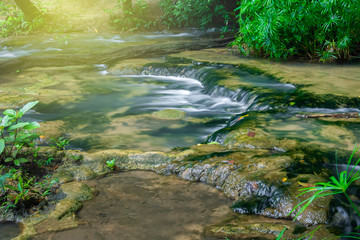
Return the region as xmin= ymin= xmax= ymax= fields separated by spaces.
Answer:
xmin=14 ymin=0 xmax=41 ymax=21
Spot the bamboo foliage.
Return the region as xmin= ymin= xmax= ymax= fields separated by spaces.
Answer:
xmin=234 ymin=0 xmax=360 ymax=61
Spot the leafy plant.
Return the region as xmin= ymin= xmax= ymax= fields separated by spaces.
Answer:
xmin=104 ymin=0 xmax=156 ymax=32
xmin=234 ymin=0 xmax=360 ymax=61
xmin=290 ymin=145 xmax=360 ymax=221
xmin=34 ymin=175 xmax=59 ymax=197
xmin=0 ymin=1 xmax=44 ymax=37
xmin=3 ymin=175 xmax=32 ymax=210
xmin=160 ymin=0 xmax=230 ymax=29
xmin=106 ymin=158 xmax=116 ymax=170
xmin=0 ymin=101 xmax=40 ymax=166
xmin=49 ymin=137 xmax=69 ymax=150
xmin=0 ymin=101 xmax=62 ymax=215
xmin=35 ymin=157 xmax=53 ymax=168
xmin=1 ymin=171 xmax=59 ymax=212
xmin=285 ymin=144 xmax=360 ymax=239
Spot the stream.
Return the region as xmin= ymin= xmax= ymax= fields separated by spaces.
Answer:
xmin=0 ymin=31 xmax=360 ymax=239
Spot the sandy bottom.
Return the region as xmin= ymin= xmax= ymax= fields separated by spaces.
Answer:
xmin=35 ymin=171 xmax=233 ymax=240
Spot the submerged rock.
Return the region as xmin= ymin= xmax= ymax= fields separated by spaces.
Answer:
xmin=152 ymin=109 xmax=186 ymax=120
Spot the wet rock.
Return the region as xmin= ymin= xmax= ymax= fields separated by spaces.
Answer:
xmin=59 ymin=182 xmax=93 ymax=202
xmin=210 ymin=214 xmax=337 ymax=240
xmin=53 ymin=169 xmax=75 ymax=184
xmin=163 ymin=146 xmax=332 ymax=226
xmin=54 ymin=150 xmax=175 ymax=184
xmin=13 ymin=187 xmax=89 ymax=240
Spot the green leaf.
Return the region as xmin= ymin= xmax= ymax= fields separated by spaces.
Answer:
xmin=8 ymin=122 xmax=29 ymax=131
xmin=18 ymin=101 xmax=39 ymax=117
xmin=4 ymin=185 xmax=18 ymax=191
xmin=18 ymin=176 xmax=23 ymax=191
xmin=0 ymin=139 xmax=5 ymax=155
xmin=23 ymin=122 xmax=40 ymax=130
xmin=3 ymin=109 xmax=16 ymax=117
xmin=0 ymin=115 xmax=11 ymax=127
xmin=14 ymin=159 xmax=20 ymax=166
xmin=16 ymin=158 xmax=28 ymax=164
xmin=4 ymin=157 xmax=13 ymax=162
xmin=275 ymin=227 xmax=287 ymax=240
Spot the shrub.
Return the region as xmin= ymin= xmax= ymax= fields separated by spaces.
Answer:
xmin=104 ymin=0 xmax=157 ymax=32
xmin=0 ymin=101 xmax=40 ymax=166
xmin=234 ymin=0 xmax=360 ymax=62
xmin=0 ymin=1 xmax=45 ymax=37
xmin=160 ymin=0 xmax=230 ymax=29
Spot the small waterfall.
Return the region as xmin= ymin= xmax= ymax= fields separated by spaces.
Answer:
xmin=138 ymin=63 xmax=269 ymax=114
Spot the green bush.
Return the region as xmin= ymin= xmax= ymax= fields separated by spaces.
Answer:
xmin=0 ymin=101 xmax=60 ymax=213
xmin=160 ymin=0 xmax=230 ymax=29
xmin=0 ymin=101 xmax=40 ymax=166
xmin=105 ymin=0 xmax=157 ymax=32
xmin=234 ymin=0 xmax=360 ymax=62
xmin=0 ymin=1 xmax=44 ymax=37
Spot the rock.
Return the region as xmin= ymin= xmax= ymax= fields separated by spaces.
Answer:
xmin=59 ymin=182 xmax=93 ymax=202
xmin=48 ymin=200 xmax=82 ymax=220
xmin=210 ymin=214 xmax=337 ymax=240
xmin=163 ymin=147 xmax=332 ymax=226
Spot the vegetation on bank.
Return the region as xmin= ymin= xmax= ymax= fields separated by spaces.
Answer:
xmin=0 ymin=0 xmax=42 ymax=37
xmin=234 ymin=0 xmax=360 ymax=62
xmin=2 ymin=0 xmax=359 ymax=61
xmin=0 ymin=102 xmax=65 ymax=216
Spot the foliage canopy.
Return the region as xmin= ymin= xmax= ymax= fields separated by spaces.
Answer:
xmin=234 ymin=0 xmax=360 ymax=62
xmin=160 ymin=0 xmax=231 ymax=29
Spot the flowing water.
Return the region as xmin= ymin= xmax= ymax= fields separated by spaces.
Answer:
xmin=0 ymin=32 xmax=298 ymax=151
xmin=1 ymin=32 xmax=360 ymax=238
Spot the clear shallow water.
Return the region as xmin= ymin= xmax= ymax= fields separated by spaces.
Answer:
xmin=0 ymin=32 xmax=297 ymax=151
xmin=0 ymin=222 xmax=21 ymax=240
xmin=34 ymin=171 xmax=233 ymax=240
xmin=0 ymin=32 xmax=359 ymax=152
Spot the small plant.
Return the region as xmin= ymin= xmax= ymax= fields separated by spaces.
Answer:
xmin=283 ymin=144 xmax=360 ymax=239
xmin=3 ymin=175 xmax=32 ymax=210
xmin=290 ymin=144 xmax=360 ymax=221
xmin=49 ymin=137 xmax=69 ymax=150
xmin=0 ymin=101 xmax=40 ymax=166
xmin=34 ymin=175 xmax=59 ymax=197
xmin=35 ymin=157 xmax=53 ymax=167
xmin=106 ymin=158 xmax=116 ymax=170
xmin=69 ymin=154 xmax=81 ymax=162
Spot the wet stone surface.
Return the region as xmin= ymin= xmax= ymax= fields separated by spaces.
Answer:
xmin=34 ymin=171 xmax=233 ymax=240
